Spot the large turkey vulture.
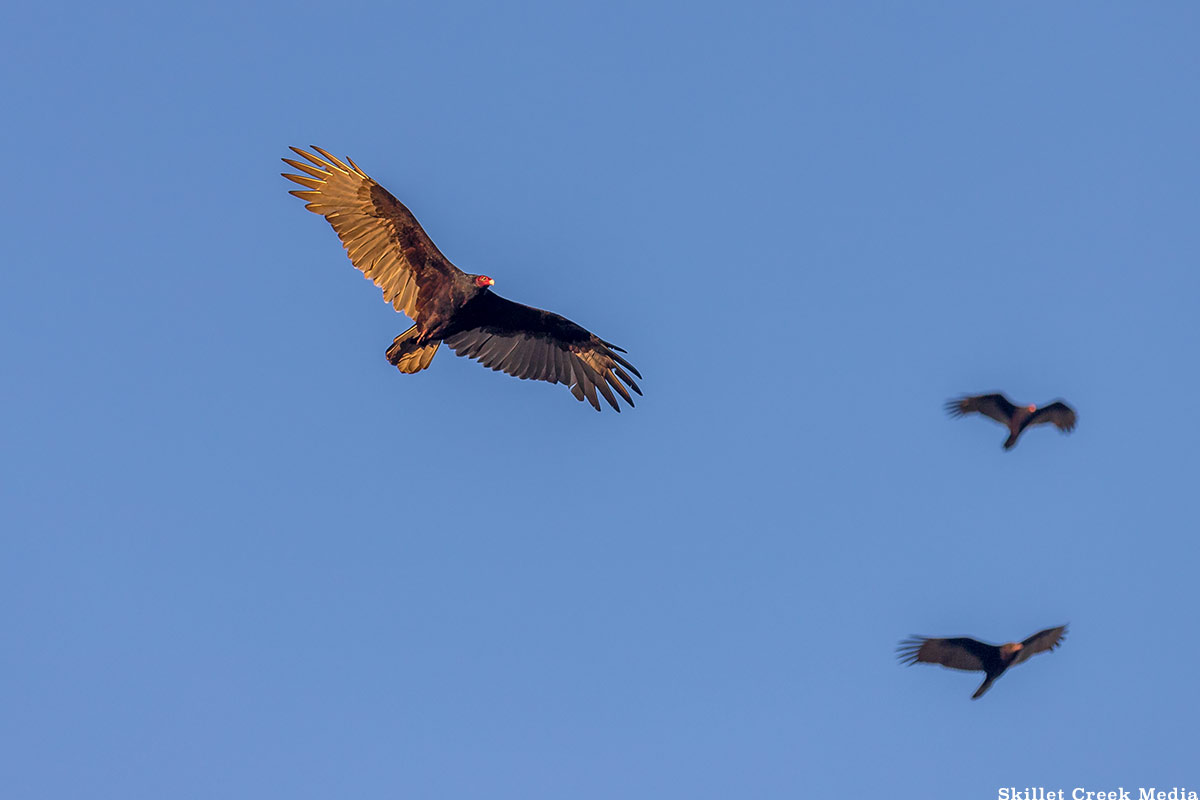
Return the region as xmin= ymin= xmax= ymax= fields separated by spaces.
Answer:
xmin=281 ymin=146 xmax=641 ymax=411
xmin=897 ymin=625 xmax=1067 ymax=699
xmin=945 ymin=393 xmax=1076 ymax=449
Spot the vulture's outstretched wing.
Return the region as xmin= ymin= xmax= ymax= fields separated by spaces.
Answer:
xmin=445 ymin=292 xmax=641 ymax=412
xmin=1027 ymin=402 xmax=1077 ymax=433
xmin=282 ymin=146 xmax=464 ymax=325
xmin=1014 ymin=625 xmax=1068 ymax=665
xmin=897 ymin=636 xmax=995 ymax=672
xmin=945 ymin=393 xmax=1017 ymax=425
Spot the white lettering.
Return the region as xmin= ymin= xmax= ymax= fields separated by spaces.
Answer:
xmin=1141 ymin=790 xmax=1200 ymax=800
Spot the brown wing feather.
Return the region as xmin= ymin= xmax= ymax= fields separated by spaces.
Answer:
xmin=945 ymin=393 xmax=1017 ymax=425
xmin=281 ymin=146 xmax=465 ymax=325
xmin=1027 ymin=402 xmax=1077 ymax=433
xmin=1013 ymin=625 xmax=1068 ymax=665
xmin=897 ymin=636 xmax=992 ymax=672
xmin=445 ymin=327 xmax=641 ymax=412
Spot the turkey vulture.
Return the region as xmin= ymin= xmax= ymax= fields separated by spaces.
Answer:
xmin=897 ymin=625 xmax=1067 ymax=699
xmin=945 ymin=393 xmax=1076 ymax=449
xmin=281 ymin=146 xmax=641 ymax=411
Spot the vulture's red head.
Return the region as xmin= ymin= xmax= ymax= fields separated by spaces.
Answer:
xmin=1000 ymin=642 xmax=1024 ymax=660
xmin=474 ymin=275 xmax=495 ymax=288
xmin=1026 ymin=404 xmax=1037 ymax=413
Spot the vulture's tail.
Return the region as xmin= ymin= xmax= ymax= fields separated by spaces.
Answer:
xmin=972 ymin=672 xmax=1001 ymax=699
xmin=386 ymin=325 xmax=441 ymax=374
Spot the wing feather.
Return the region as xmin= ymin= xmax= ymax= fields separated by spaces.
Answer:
xmin=282 ymin=146 xmax=465 ymax=324
xmin=613 ymin=366 xmax=642 ymax=396
xmin=1014 ymin=625 xmax=1068 ymax=665
xmin=544 ymin=346 xmax=563 ymax=384
xmin=568 ymin=373 xmax=587 ymax=403
xmin=281 ymin=157 xmax=329 ymax=180
xmin=605 ymin=368 xmax=634 ymax=405
xmin=945 ymin=393 xmax=1017 ymax=425
xmin=591 ymin=364 xmax=620 ymax=411
xmin=443 ymin=292 xmax=640 ymax=411
xmin=577 ymin=364 xmax=602 ymax=411
xmin=1027 ymin=402 xmax=1077 ymax=433
xmin=896 ymin=636 xmax=995 ymax=672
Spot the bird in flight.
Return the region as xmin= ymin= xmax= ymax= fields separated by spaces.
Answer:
xmin=281 ymin=146 xmax=641 ymax=411
xmin=945 ymin=393 xmax=1076 ymax=449
xmin=897 ymin=625 xmax=1067 ymax=699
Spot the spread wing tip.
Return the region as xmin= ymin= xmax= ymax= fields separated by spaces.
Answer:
xmin=944 ymin=398 xmax=970 ymax=417
xmin=285 ymin=145 xmax=345 ymax=172
xmin=896 ymin=638 xmax=926 ymax=665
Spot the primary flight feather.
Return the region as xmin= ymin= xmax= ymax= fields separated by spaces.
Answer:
xmin=281 ymin=146 xmax=642 ymax=411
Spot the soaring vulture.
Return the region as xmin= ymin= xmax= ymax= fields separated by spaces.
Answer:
xmin=945 ymin=393 xmax=1076 ymax=449
xmin=897 ymin=625 xmax=1067 ymax=699
xmin=282 ymin=146 xmax=641 ymax=411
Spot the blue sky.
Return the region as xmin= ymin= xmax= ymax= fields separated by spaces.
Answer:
xmin=3 ymin=1 xmax=1198 ymax=797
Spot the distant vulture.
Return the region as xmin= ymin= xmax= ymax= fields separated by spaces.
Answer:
xmin=945 ymin=393 xmax=1076 ymax=449
xmin=897 ymin=625 xmax=1067 ymax=699
xmin=282 ymin=146 xmax=641 ymax=411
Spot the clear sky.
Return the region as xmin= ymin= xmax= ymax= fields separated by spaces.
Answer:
xmin=3 ymin=1 xmax=1198 ymax=797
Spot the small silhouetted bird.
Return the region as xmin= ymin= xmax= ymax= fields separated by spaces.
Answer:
xmin=945 ymin=393 xmax=1076 ymax=449
xmin=282 ymin=146 xmax=641 ymax=411
xmin=897 ymin=625 xmax=1067 ymax=699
